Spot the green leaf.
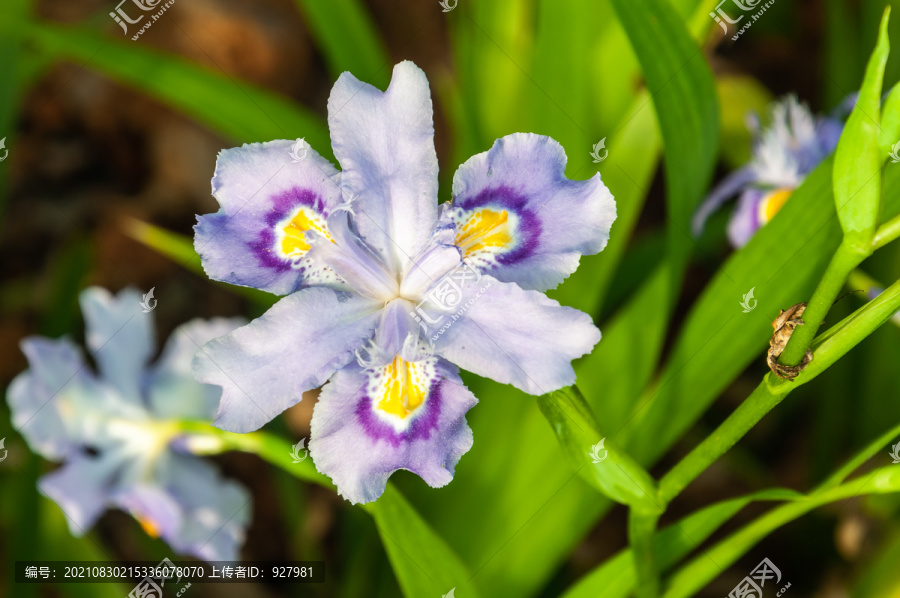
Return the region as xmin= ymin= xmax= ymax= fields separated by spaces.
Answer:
xmin=124 ymin=219 xmax=276 ymax=307
xmin=18 ymin=19 xmax=328 ymax=150
xmin=367 ymin=485 xmax=481 ymax=598
xmin=610 ymin=0 xmax=719 ymax=297
xmin=834 ymin=7 xmax=890 ymax=250
xmin=562 ymin=488 xmax=802 ymax=598
xmin=538 ymin=386 xmax=660 ymax=512
xmin=293 ymin=0 xmax=390 ymax=87
xmin=621 ymin=159 xmax=900 ymax=466
xmin=664 ymin=467 xmax=900 ymax=598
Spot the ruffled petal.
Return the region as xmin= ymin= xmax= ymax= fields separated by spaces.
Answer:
xmin=309 ymin=357 xmax=476 ymax=504
xmin=427 ymin=275 xmax=600 ymax=394
xmin=38 ymin=452 xmax=126 ymax=534
xmin=80 ymin=287 xmax=154 ymax=404
xmin=327 ymin=61 xmax=439 ymax=272
xmin=193 ymin=288 xmax=382 ymax=433
xmin=145 ymin=317 xmax=245 ymax=421
xmin=445 ymin=133 xmax=616 ymax=292
xmin=113 ymin=453 xmax=250 ymax=561
xmin=195 ymin=140 xmax=344 ymax=296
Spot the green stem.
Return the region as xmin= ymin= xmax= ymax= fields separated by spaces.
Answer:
xmin=873 ymin=211 xmax=900 ymax=249
xmin=779 ymin=240 xmax=866 ymax=366
xmin=658 ymin=382 xmax=789 ymax=504
xmin=174 ymin=421 xmax=333 ymax=489
xmin=658 ymin=274 xmax=900 ymax=506
xmin=629 ymin=508 xmax=662 ymax=598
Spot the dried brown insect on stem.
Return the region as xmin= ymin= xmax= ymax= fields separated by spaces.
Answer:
xmin=767 ymin=302 xmax=813 ymax=382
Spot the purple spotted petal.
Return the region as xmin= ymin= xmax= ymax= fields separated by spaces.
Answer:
xmin=446 ymin=133 xmax=616 ymax=292
xmin=309 ymin=358 xmax=476 ymax=504
xmin=145 ymin=317 xmax=245 ymax=421
xmin=429 ymin=275 xmax=600 ymax=394
xmin=193 ymin=288 xmax=382 ymax=433
xmin=195 ymin=140 xmax=344 ymax=296
xmin=328 ymin=62 xmax=439 ymax=272
xmin=80 ymin=287 xmax=153 ymax=404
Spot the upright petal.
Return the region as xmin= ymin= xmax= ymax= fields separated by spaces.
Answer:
xmin=328 ymin=61 xmax=439 ymax=272
xmin=309 ymin=357 xmax=476 ymax=504
xmin=427 ymin=275 xmax=600 ymax=394
xmin=195 ymin=140 xmax=344 ymax=296
xmin=145 ymin=317 xmax=246 ymax=421
xmin=80 ymin=287 xmax=154 ymax=404
xmin=193 ymin=288 xmax=382 ymax=433
xmin=447 ymin=133 xmax=616 ymax=292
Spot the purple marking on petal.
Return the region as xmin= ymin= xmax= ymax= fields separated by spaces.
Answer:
xmin=354 ymin=378 xmax=443 ymax=448
xmin=248 ymin=187 xmax=328 ymax=273
xmin=455 ymin=185 xmax=542 ymax=266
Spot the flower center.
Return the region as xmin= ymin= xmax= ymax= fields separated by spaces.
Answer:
xmin=276 ymin=206 xmax=333 ymax=259
xmin=454 ymin=208 xmax=514 ymax=260
xmin=375 ymin=356 xmax=429 ymax=419
xmin=757 ymin=188 xmax=793 ymax=225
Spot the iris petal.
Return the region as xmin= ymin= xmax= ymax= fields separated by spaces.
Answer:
xmin=309 ymin=358 xmax=476 ymax=504
xmin=447 ymin=133 xmax=615 ymax=292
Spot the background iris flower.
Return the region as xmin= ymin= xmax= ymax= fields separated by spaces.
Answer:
xmin=193 ymin=61 xmax=616 ymax=504
xmin=7 ymin=287 xmax=249 ymax=561
xmin=693 ymin=95 xmax=846 ymax=246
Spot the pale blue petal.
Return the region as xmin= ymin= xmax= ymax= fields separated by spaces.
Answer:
xmin=309 ymin=358 xmax=476 ymax=504
xmin=429 ymin=275 xmax=600 ymax=394
xmin=113 ymin=453 xmax=250 ymax=561
xmin=80 ymin=287 xmax=154 ymax=404
xmin=38 ymin=452 xmax=126 ymax=534
xmin=145 ymin=317 xmax=245 ymax=421
xmin=691 ymin=166 xmax=755 ymax=236
xmin=193 ymin=288 xmax=382 ymax=433
xmin=195 ymin=140 xmax=344 ymax=296
xmin=328 ymin=61 xmax=439 ymax=272
xmin=8 ymin=337 xmax=123 ymax=459
xmin=447 ymin=133 xmax=616 ymax=292
xmin=727 ymin=189 xmax=765 ymax=248
xmin=305 ymin=212 xmax=399 ymax=300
